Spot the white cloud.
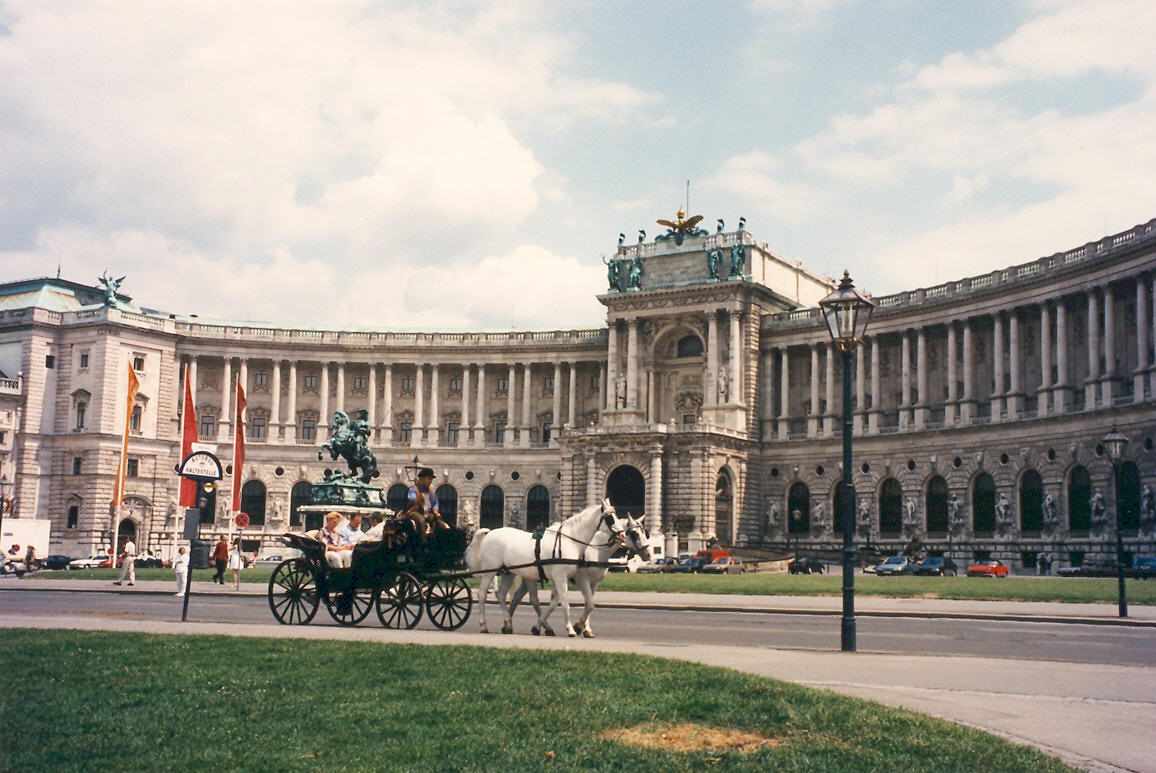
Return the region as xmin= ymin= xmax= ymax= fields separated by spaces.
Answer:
xmin=705 ymin=151 xmax=829 ymax=222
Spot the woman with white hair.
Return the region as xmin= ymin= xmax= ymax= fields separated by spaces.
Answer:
xmin=173 ymin=545 xmax=189 ymax=596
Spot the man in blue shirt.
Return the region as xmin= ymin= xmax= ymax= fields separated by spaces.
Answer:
xmin=405 ymin=468 xmax=447 ymax=540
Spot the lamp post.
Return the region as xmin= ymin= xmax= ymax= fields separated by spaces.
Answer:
xmin=819 ymin=271 xmax=875 ymax=652
xmin=1102 ymin=426 xmax=1129 ymax=618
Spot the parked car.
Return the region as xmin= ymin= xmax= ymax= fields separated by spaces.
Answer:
xmin=967 ymin=559 xmax=1009 ymax=577
xmin=874 ymin=556 xmax=915 ymax=576
xmin=42 ymin=554 xmax=73 ymax=570
xmin=701 ymin=556 xmax=746 ymax=574
xmin=133 ymin=554 xmax=165 ymax=569
xmin=636 ymin=557 xmax=678 ymax=573
xmin=788 ymin=556 xmax=825 ymax=574
xmin=70 ymin=554 xmax=113 ymax=570
xmin=668 ymin=557 xmax=707 ymax=573
xmin=1133 ymin=556 xmax=1156 ymax=579
xmin=256 ymin=554 xmax=285 ymax=565
xmin=1 ymin=559 xmax=28 ymax=577
xmin=913 ymin=557 xmax=960 ymax=576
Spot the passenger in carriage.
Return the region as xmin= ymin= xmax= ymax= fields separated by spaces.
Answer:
xmin=404 ymin=468 xmax=450 ymax=541
xmin=341 ymin=513 xmax=366 ymax=544
xmin=320 ymin=512 xmax=354 ymax=568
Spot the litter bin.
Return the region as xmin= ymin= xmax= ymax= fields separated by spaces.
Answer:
xmin=190 ymin=539 xmax=211 ymax=570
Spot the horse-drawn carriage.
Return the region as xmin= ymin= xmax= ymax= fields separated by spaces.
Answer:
xmin=266 ymin=521 xmax=473 ymax=630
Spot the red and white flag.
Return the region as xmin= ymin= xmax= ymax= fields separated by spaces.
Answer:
xmin=230 ymin=374 xmax=246 ymax=513
xmin=178 ymin=364 xmax=198 ymax=507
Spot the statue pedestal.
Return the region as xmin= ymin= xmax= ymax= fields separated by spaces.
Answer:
xmin=295 ymin=481 xmax=391 ymax=532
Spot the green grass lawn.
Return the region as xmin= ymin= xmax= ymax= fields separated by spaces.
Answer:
xmin=37 ymin=566 xmax=1156 ymax=605
xmin=0 ymin=629 xmax=1075 ymax=773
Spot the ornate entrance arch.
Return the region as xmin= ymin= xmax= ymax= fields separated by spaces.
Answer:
xmin=606 ymin=465 xmax=644 ymax=518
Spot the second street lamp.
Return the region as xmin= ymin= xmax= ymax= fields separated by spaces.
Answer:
xmin=819 ymin=271 xmax=876 ymax=653
xmin=1102 ymin=426 xmax=1129 ymax=618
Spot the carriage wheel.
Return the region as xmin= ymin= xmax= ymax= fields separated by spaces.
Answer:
xmin=425 ymin=577 xmax=472 ymax=631
xmin=267 ymin=559 xmax=319 ymax=625
xmin=375 ymin=571 xmax=424 ymax=629
xmin=324 ymin=585 xmax=375 ymax=626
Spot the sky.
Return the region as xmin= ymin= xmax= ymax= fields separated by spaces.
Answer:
xmin=1 ymin=0 xmax=1154 ymax=331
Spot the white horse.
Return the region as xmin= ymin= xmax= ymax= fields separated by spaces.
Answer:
xmin=466 ymin=499 xmax=616 ymax=637
xmin=503 ymin=514 xmax=650 ymax=638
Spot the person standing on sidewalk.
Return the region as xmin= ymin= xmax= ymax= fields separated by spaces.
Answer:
xmin=211 ymin=536 xmax=228 ymax=584
xmin=173 ymin=546 xmax=189 ymax=596
xmin=227 ymin=538 xmax=243 ymax=590
xmin=113 ymin=538 xmax=137 ymax=586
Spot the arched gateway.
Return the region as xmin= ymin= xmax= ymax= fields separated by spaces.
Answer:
xmin=606 ymin=465 xmax=644 ymax=518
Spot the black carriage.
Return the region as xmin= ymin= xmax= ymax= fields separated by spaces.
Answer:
xmin=267 ymin=523 xmax=472 ymax=630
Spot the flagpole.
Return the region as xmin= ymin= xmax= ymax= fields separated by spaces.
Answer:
xmin=112 ymin=360 xmax=140 ymax=568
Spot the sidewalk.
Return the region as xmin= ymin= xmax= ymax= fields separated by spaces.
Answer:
xmin=4 ymin=578 xmax=1156 ymax=772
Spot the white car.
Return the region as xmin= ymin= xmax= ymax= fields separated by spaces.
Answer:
xmin=69 ymin=554 xmax=112 ymax=569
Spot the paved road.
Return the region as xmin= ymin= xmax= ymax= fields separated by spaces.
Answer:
xmin=3 ymin=580 xmax=1156 ymax=772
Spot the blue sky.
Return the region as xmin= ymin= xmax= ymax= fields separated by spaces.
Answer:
xmin=1 ymin=0 xmax=1154 ymax=330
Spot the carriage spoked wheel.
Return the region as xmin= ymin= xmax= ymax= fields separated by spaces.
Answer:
xmin=375 ymin=571 xmax=424 ymax=629
xmin=323 ymin=584 xmax=375 ymax=626
xmin=267 ymin=559 xmax=320 ymax=625
xmin=424 ymin=576 xmax=472 ymax=631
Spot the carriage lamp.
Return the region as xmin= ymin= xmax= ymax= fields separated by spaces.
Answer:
xmin=819 ymin=271 xmax=875 ymax=653
xmin=1102 ymin=426 xmax=1130 ymax=617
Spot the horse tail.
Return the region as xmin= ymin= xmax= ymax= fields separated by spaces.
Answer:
xmin=465 ymin=527 xmax=490 ymax=571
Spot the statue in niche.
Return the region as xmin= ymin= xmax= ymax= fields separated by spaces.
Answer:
xmin=994 ymin=493 xmax=1012 ymax=538
xmin=1042 ymin=493 xmax=1059 ymax=529
xmin=728 ymin=242 xmax=745 ymax=278
xmin=947 ymin=494 xmax=962 ymax=526
xmin=1089 ymin=489 xmax=1108 ymax=538
xmin=717 ymin=372 xmax=729 ymax=403
xmin=615 ymin=375 xmax=627 ymax=408
xmin=1139 ymin=484 xmax=1155 ymax=536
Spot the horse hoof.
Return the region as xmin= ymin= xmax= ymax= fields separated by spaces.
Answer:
xmin=501 ymin=625 xmax=513 ymax=635
xmin=531 ymin=626 xmax=540 ymax=636
xmin=582 ymin=630 xmax=595 ymax=639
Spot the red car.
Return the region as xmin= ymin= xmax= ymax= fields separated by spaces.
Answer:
xmin=967 ymin=559 xmax=1009 ymax=577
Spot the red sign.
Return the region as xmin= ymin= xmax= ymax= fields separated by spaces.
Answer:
xmin=234 ymin=512 xmax=250 ymax=529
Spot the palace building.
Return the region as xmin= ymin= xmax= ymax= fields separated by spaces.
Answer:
xmin=1 ymin=215 xmax=1154 ymax=570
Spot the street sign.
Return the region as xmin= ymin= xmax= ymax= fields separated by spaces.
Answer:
xmin=234 ymin=512 xmax=249 ymax=529
xmin=179 ymin=450 xmax=223 ymax=481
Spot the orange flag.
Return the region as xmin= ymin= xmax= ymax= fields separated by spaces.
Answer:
xmin=178 ymin=364 xmax=198 ymax=507
xmin=231 ymin=374 xmax=246 ymax=514
xmin=113 ymin=361 xmax=141 ymax=509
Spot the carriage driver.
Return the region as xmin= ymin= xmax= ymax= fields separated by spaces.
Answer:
xmin=404 ymin=468 xmax=449 ymax=540
xmin=320 ymin=512 xmax=354 ymax=568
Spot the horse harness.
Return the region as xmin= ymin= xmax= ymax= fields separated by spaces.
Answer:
xmin=497 ymin=513 xmax=632 ymax=582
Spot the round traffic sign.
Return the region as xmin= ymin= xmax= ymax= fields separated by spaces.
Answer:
xmin=234 ymin=512 xmax=250 ymax=529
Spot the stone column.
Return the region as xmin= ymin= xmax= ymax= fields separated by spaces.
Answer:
xmin=854 ymin=340 xmax=866 ymax=434
xmin=218 ymin=357 xmax=232 ymax=441
xmin=900 ymin=330 xmax=912 ymax=429
xmin=188 ymin=356 xmax=198 ymax=404
xmin=915 ymin=328 xmax=928 ymax=428
xmin=413 ymin=364 xmax=425 ymax=448
xmin=647 ymin=369 xmax=656 ymax=423
xmin=648 ymin=452 xmax=663 ymax=535
xmin=945 ymin=324 xmax=958 ymax=425
xmin=271 ymin=359 xmax=282 ymax=439
xmin=319 ymin=363 xmax=330 ymax=434
xmin=706 ymin=312 xmax=719 ymax=407
xmin=461 ymin=364 xmax=471 ymax=445
xmin=1008 ymin=312 xmax=1021 ymax=420
xmin=520 ymin=362 xmax=532 ymax=448
xmin=1055 ymin=301 xmax=1068 ymax=414
xmin=807 ymin=343 xmax=819 ymax=437
xmin=961 ymin=322 xmax=974 ymax=424
xmin=777 ymin=347 xmax=791 ymax=440
xmin=473 ymin=365 xmax=486 ymax=447
xmin=626 ymin=320 xmax=639 ymax=411
xmin=552 ymin=362 xmax=562 ymax=443
xmin=429 ymin=364 xmax=440 ymax=445
xmin=1086 ymin=288 xmax=1100 ymax=409
xmin=285 ymin=361 xmax=297 ymax=443
xmin=367 ymin=364 xmax=377 ymax=440
xmin=505 ymin=363 xmax=516 ymax=447
xmin=568 ymin=362 xmax=578 ymax=427
xmin=992 ymin=314 xmax=1004 ymax=422
xmin=1136 ymin=277 xmax=1150 ymax=400
xmin=335 ymin=363 xmax=345 ymax=415
xmin=869 ymin=337 xmax=881 ymax=433
xmin=1039 ymin=303 xmax=1052 ymax=417
xmin=729 ymin=311 xmax=742 ymax=405
xmin=606 ymin=321 xmax=619 ymax=411
xmin=1101 ymin=284 xmax=1116 ymax=406
xmin=383 ymin=364 xmax=393 ymax=444
xmin=823 ymin=342 xmax=835 ymax=437
xmin=586 ymin=453 xmax=599 ymax=505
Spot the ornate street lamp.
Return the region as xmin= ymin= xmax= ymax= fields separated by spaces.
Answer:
xmin=1102 ymin=426 xmax=1129 ymax=618
xmin=819 ymin=271 xmax=876 ymax=652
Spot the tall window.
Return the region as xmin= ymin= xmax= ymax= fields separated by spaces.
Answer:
xmin=926 ymin=476 xmax=949 ymax=533
xmin=301 ymin=418 xmax=317 ymax=441
xmin=250 ymin=416 xmax=267 ymax=439
xmin=399 ymin=421 xmax=412 ymax=443
xmin=130 ymin=405 xmax=142 ymax=432
xmin=449 ymin=377 xmax=462 ymax=393
xmin=436 ymin=485 xmax=458 ymax=527
xmin=1068 ymin=466 xmax=1091 ymax=531
xmin=199 ymin=414 xmax=216 ymax=439
xmin=1019 ymin=469 xmax=1043 ymax=532
xmin=879 ymin=479 xmax=903 ymax=535
xmin=494 ymin=422 xmax=506 ymax=444
xmin=526 ymin=485 xmax=550 ymax=532
xmin=401 ymin=376 xmax=414 ymax=392
xmin=541 ymin=421 xmax=552 ymax=444
xmin=480 ymin=485 xmax=504 ymax=529
xmin=132 ymin=355 xmax=145 ymax=372
xmin=543 ymin=376 xmax=554 ymax=392
xmin=72 ymin=457 xmax=83 ymax=475
xmin=67 ymin=504 xmax=79 ymax=528
xmin=304 ymin=374 xmax=318 ymax=389
xmin=240 ymin=480 xmax=267 ymax=526
xmin=254 ymin=372 xmax=268 ymax=388
xmin=79 ymin=352 xmax=89 ymax=369
xmin=787 ymin=482 xmax=810 ymax=534
xmin=447 ymin=422 xmax=460 ymax=444
xmin=75 ymin=402 xmax=86 ymax=430
xmin=497 ymin=377 xmax=509 ymax=393
xmin=353 ymin=375 xmax=367 ymax=390
xmin=973 ymin=473 xmax=996 ymax=533
xmin=126 ymin=459 xmax=139 ymax=478
xmin=290 ymin=481 xmax=312 ymax=529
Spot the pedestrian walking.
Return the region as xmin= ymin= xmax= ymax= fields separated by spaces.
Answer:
xmin=211 ymin=536 xmax=228 ymax=584
xmin=228 ymin=538 xmax=243 ymax=590
xmin=173 ymin=546 xmax=189 ymax=596
xmin=1037 ymin=553 xmax=1046 ymax=576
xmin=112 ymin=538 xmax=137 ymax=586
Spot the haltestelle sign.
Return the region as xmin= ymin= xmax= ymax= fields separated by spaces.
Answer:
xmin=179 ymin=450 xmax=223 ymax=481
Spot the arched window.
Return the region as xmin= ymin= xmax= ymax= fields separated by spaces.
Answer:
xmin=436 ymin=484 xmax=458 ymax=528
xmin=240 ymin=480 xmax=267 ymax=526
xmin=1120 ymin=461 xmax=1140 ymax=531
xmin=526 ymin=485 xmax=550 ymax=532
xmin=1019 ymin=469 xmax=1043 ymax=533
xmin=787 ymin=482 xmax=810 ymax=534
xmin=715 ymin=472 xmax=733 ymax=543
xmin=676 ymin=335 xmax=703 ymax=358
xmin=290 ymin=481 xmax=312 ymax=529
xmin=606 ymin=466 xmax=645 ymax=518
xmin=926 ymin=476 xmax=949 ymax=533
xmin=1068 ymin=466 xmax=1091 ymax=532
xmin=480 ymin=485 xmax=504 ymax=529
xmin=879 ymin=479 xmax=902 ymax=536
xmin=387 ymin=484 xmax=409 ymax=513
xmin=973 ymin=473 xmax=996 ymax=534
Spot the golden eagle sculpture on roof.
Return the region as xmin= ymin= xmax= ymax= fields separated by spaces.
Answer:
xmin=657 ymin=208 xmax=704 ymax=234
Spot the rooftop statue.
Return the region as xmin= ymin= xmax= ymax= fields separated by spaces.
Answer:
xmin=97 ymin=272 xmax=126 ymax=308
xmin=627 ymin=254 xmax=644 ymax=289
xmin=602 ymin=254 xmax=624 ymax=292
xmin=656 ymin=208 xmax=708 ymax=246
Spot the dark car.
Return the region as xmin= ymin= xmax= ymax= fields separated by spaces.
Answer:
xmin=1057 ymin=561 xmax=1119 ymax=578
xmin=788 ymin=556 xmax=825 ymax=574
xmin=134 ymin=554 xmax=165 ymax=569
xmin=42 ymin=554 xmax=73 ymax=570
xmin=668 ymin=557 xmax=706 ymax=573
xmin=913 ymin=557 xmax=960 ymax=576
xmin=875 ymin=555 xmax=916 ymax=576
xmin=1132 ymin=557 xmax=1156 ymax=579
